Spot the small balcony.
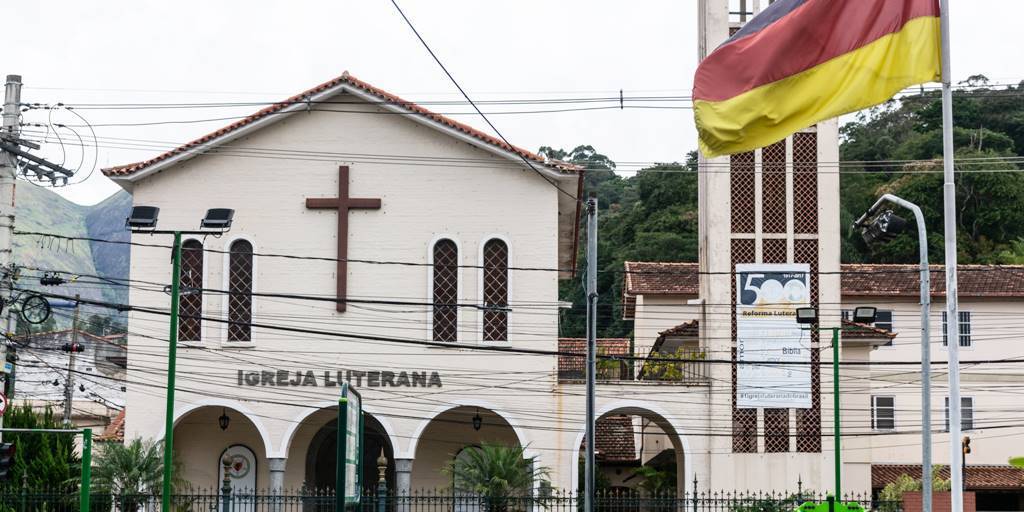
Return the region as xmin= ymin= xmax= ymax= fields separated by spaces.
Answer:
xmin=557 ymin=337 xmax=708 ymax=386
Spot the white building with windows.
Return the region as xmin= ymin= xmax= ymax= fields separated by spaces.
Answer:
xmin=623 ymin=261 xmax=1024 ymax=509
xmin=103 ymin=71 xmax=710 ymax=496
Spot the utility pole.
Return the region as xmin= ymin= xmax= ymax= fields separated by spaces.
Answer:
xmin=0 ymin=75 xmax=23 ymax=442
xmin=938 ymin=2 xmax=965 ymax=510
xmin=584 ymin=194 xmax=597 ymax=512
xmin=62 ymin=295 xmax=81 ymax=425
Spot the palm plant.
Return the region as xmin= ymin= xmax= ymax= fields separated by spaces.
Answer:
xmin=92 ymin=437 xmax=187 ymax=508
xmin=443 ymin=442 xmax=550 ymax=511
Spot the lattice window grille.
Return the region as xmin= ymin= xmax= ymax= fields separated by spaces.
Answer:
xmin=178 ymin=239 xmax=203 ymax=342
xmin=482 ymin=239 xmax=509 ymax=342
xmin=762 ymin=238 xmax=788 ymax=265
xmin=762 ymin=140 xmax=788 ymax=234
xmin=794 ymin=238 xmax=822 ymax=452
xmin=793 ymin=132 xmax=818 ymax=234
xmin=730 ymin=152 xmax=756 ymax=233
xmin=432 ymin=239 xmax=459 ymax=342
xmin=764 ymin=408 xmax=790 ymax=453
xmin=227 ymin=239 xmax=254 ymax=342
xmin=731 ymin=238 xmax=757 ymax=453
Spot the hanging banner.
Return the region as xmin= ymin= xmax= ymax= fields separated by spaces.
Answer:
xmin=736 ymin=263 xmax=812 ymax=409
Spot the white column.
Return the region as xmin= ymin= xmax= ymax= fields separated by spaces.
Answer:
xmin=395 ymin=458 xmax=413 ymax=512
xmin=268 ymin=457 xmax=286 ymax=492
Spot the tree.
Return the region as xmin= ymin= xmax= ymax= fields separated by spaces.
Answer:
xmin=91 ymin=437 xmax=186 ymax=507
xmin=633 ymin=465 xmax=675 ymax=496
xmin=444 ymin=442 xmax=550 ymax=505
xmin=841 ymin=78 xmax=1024 ymax=264
xmin=878 ymin=468 xmax=952 ymax=512
xmin=1 ymin=404 xmax=79 ymax=490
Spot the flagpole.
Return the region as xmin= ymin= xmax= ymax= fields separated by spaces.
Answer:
xmin=939 ymin=1 xmax=964 ymax=511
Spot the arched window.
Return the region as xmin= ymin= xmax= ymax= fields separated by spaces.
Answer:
xmin=432 ymin=239 xmax=459 ymax=342
xmin=178 ymin=239 xmax=203 ymax=341
xmin=227 ymin=239 xmax=253 ymax=342
xmin=482 ymin=239 xmax=508 ymax=341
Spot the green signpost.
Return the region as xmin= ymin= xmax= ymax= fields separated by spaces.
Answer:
xmin=336 ymin=383 xmax=363 ymax=512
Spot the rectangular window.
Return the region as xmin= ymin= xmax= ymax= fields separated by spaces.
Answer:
xmin=941 ymin=311 xmax=972 ymax=347
xmin=944 ymin=396 xmax=974 ymax=431
xmin=872 ymin=396 xmax=896 ymax=431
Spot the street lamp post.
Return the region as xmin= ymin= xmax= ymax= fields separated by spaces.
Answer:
xmin=795 ymin=306 xmax=878 ymax=506
xmin=126 ymin=206 xmax=234 ymax=512
xmin=853 ymin=194 xmax=933 ymax=512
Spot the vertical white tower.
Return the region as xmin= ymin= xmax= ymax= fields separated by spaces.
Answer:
xmin=697 ymin=0 xmax=858 ymax=494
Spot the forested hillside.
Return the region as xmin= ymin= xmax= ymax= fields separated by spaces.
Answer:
xmin=554 ymin=76 xmax=1024 ymax=338
xmin=14 ymin=185 xmax=132 ymax=333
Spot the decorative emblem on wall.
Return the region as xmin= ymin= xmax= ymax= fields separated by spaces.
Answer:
xmin=218 ymin=444 xmax=258 ymax=490
xmin=226 ymin=453 xmax=251 ymax=479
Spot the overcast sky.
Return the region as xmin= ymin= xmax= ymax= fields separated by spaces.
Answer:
xmin=5 ymin=0 xmax=1021 ymax=205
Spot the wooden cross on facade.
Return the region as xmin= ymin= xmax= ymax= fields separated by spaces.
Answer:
xmin=306 ymin=166 xmax=381 ymax=312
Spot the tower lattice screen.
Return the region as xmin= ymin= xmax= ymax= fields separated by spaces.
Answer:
xmin=731 ymin=238 xmax=757 ymax=453
xmin=795 ymin=238 xmax=822 ymax=452
xmin=730 ymin=152 xmax=756 ymax=233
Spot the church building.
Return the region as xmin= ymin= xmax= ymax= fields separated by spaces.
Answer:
xmin=104 ymin=71 xmax=600 ymax=493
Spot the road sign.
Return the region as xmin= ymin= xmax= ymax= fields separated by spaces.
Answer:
xmin=336 ymin=383 xmax=363 ymax=511
xmin=0 ymin=392 xmax=7 ymax=417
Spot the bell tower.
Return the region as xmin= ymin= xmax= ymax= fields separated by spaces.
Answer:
xmin=696 ymin=0 xmax=855 ymax=493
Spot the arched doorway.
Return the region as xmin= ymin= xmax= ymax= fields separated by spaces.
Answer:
xmin=172 ymin=405 xmax=271 ymax=490
xmin=574 ymin=405 xmax=687 ymax=498
xmin=410 ymin=406 xmax=525 ymax=491
xmin=304 ymin=412 xmax=396 ymax=492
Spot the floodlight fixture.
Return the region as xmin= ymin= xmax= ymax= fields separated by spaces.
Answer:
xmin=126 ymin=206 xmax=160 ymax=230
xmin=852 ymin=306 xmax=878 ymax=324
xmin=859 ymin=209 xmax=908 ymax=245
xmin=795 ymin=307 xmax=818 ymax=325
xmin=200 ymin=208 xmax=235 ymax=231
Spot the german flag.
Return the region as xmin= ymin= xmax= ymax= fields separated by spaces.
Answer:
xmin=694 ymin=0 xmax=942 ymax=158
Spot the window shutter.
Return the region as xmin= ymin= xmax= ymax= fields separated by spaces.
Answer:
xmin=228 ymin=240 xmax=254 ymax=342
xmin=432 ymin=239 xmax=458 ymax=342
xmin=482 ymin=239 xmax=509 ymax=341
xmin=179 ymin=239 xmax=203 ymax=341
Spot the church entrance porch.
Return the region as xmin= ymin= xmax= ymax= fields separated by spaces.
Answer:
xmin=284 ymin=406 xmax=397 ymax=493
xmin=573 ymin=405 xmax=687 ymax=499
xmin=172 ymin=405 xmax=272 ymax=492
xmin=409 ymin=406 xmax=525 ymax=492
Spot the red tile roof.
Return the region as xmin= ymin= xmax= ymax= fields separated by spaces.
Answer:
xmin=842 ymin=264 xmax=1024 ymax=298
xmin=622 ymin=262 xmax=700 ymax=319
xmin=96 ymin=409 xmax=126 ymax=443
xmin=102 ymin=71 xmax=580 ymax=178
xmin=558 ymin=338 xmax=630 ymax=375
xmin=872 ymin=464 xmax=1024 ymax=490
xmin=841 ymin=319 xmax=897 ymax=340
xmin=658 ymin=320 xmax=700 ymax=339
xmin=621 ymin=262 xmax=1024 ymax=319
xmin=593 ymin=415 xmax=638 ymax=463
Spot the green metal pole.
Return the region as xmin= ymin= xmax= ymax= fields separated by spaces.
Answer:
xmin=81 ymin=428 xmax=92 ymax=512
xmin=162 ymin=231 xmax=183 ymax=512
xmin=831 ymin=327 xmax=841 ymax=501
xmin=337 ymin=394 xmax=348 ymax=512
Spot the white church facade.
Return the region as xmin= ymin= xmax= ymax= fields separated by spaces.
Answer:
xmin=101 ymin=0 xmax=1024 ymax=502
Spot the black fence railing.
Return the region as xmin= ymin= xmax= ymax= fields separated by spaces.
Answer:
xmin=0 ymin=488 xmax=898 ymax=512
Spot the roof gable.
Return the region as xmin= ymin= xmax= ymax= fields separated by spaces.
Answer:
xmin=102 ymin=71 xmax=579 ymax=181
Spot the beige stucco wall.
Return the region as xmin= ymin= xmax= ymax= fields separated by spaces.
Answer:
xmin=119 ymin=89 xmax=715 ymax=493
xmin=844 ymin=297 xmax=1024 ymax=468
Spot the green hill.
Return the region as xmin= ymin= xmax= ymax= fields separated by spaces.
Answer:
xmin=13 ymin=183 xmax=131 ymax=331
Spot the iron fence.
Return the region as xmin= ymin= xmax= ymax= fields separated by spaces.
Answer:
xmin=0 ymin=488 xmax=899 ymax=512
